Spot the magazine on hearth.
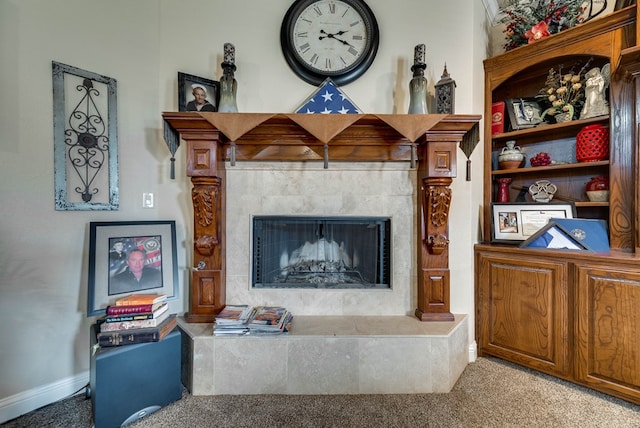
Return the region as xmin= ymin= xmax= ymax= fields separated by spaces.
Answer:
xmin=247 ymin=306 xmax=293 ymax=334
xmin=213 ymin=304 xmax=255 ymax=336
xmin=212 ymin=304 xmax=293 ymax=336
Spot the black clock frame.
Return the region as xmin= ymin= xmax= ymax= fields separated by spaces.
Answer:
xmin=280 ymin=0 xmax=379 ymax=86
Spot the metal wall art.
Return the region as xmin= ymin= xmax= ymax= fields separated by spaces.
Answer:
xmin=52 ymin=61 xmax=118 ymax=210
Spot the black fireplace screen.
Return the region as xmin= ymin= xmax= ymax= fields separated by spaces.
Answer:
xmin=252 ymin=216 xmax=391 ymax=289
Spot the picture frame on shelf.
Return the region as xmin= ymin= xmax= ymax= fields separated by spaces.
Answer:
xmin=491 ymin=202 xmax=576 ymax=244
xmin=87 ymin=221 xmax=179 ymax=316
xmin=505 ymin=98 xmax=544 ymax=131
xmin=178 ymin=72 xmax=220 ymax=112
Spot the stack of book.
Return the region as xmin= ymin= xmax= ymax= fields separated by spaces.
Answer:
xmin=247 ymin=306 xmax=293 ymax=335
xmin=96 ymin=293 xmax=177 ymax=347
xmin=213 ymin=304 xmax=255 ymax=336
xmin=212 ymin=305 xmax=293 ymax=336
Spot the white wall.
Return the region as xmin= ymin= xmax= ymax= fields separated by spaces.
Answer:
xmin=0 ymin=0 xmax=487 ymax=420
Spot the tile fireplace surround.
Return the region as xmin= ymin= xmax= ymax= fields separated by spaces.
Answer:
xmin=163 ymin=113 xmax=480 ymax=394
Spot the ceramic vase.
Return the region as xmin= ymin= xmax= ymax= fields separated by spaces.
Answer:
xmin=498 ymin=140 xmax=524 ymax=169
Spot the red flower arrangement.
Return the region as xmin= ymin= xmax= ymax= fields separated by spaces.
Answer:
xmin=499 ymin=0 xmax=586 ymax=51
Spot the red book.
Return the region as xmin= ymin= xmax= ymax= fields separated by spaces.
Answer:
xmin=106 ymin=302 xmax=164 ymax=315
xmin=491 ymin=101 xmax=505 ymax=135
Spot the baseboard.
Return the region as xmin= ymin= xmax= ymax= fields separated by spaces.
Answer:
xmin=0 ymin=371 xmax=89 ymax=424
xmin=468 ymin=341 xmax=478 ymax=362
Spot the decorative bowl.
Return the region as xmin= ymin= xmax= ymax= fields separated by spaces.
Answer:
xmin=586 ymin=190 xmax=609 ymax=202
xmin=498 ymin=160 xmax=522 ymax=170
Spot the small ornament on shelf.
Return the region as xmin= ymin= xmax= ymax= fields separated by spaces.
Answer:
xmin=530 ymin=152 xmax=551 ymax=167
xmin=435 ymin=64 xmax=456 ymax=114
xmin=528 ymin=180 xmax=558 ymax=203
xmin=576 ymin=123 xmax=609 ymax=162
xmin=585 ymin=176 xmax=609 ymax=202
xmin=498 ymin=140 xmax=524 ymax=169
xmin=580 ymin=64 xmax=610 ymax=119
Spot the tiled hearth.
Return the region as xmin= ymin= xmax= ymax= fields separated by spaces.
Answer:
xmin=179 ymin=314 xmax=468 ymax=395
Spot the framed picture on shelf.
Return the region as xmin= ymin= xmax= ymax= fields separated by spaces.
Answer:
xmin=178 ymin=72 xmax=220 ymax=112
xmin=491 ymin=202 xmax=576 ymax=244
xmin=505 ymin=98 xmax=544 ymax=130
xmin=87 ymin=220 xmax=179 ymax=316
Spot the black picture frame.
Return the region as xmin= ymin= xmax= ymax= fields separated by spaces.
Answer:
xmin=505 ymin=98 xmax=544 ymax=131
xmin=87 ymin=220 xmax=179 ymax=316
xmin=178 ymin=72 xmax=220 ymax=112
xmin=491 ymin=202 xmax=576 ymax=244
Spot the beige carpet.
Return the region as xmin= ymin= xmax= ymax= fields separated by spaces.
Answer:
xmin=3 ymin=357 xmax=640 ymax=428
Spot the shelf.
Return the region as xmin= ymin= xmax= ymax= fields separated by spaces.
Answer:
xmin=492 ymin=160 xmax=609 ymax=176
xmin=575 ymin=201 xmax=609 ymax=208
xmin=492 ymin=116 xmax=609 ymax=144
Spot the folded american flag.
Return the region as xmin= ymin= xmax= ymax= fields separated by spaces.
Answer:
xmin=295 ymin=78 xmax=362 ymax=114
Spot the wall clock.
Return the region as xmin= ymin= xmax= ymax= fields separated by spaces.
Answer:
xmin=280 ymin=0 xmax=379 ymax=86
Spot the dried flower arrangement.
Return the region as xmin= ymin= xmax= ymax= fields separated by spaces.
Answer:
xmin=536 ymin=59 xmax=593 ymax=121
xmin=498 ymin=0 xmax=586 ymax=51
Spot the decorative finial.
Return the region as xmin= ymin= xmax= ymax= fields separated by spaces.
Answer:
xmin=223 ymin=43 xmax=235 ymax=65
xmin=441 ymin=63 xmax=450 ymax=79
xmin=414 ymin=44 xmax=425 ymax=65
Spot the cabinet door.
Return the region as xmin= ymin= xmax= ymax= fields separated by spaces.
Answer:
xmin=476 ymin=251 xmax=570 ymax=376
xmin=575 ymin=264 xmax=640 ymax=402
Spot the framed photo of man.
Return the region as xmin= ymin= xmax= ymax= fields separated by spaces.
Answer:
xmin=505 ymin=98 xmax=544 ymax=130
xmin=178 ymin=72 xmax=220 ymax=112
xmin=88 ymin=220 xmax=179 ymax=316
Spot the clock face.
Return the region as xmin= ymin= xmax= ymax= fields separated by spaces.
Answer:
xmin=281 ymin=0 xmax=379 ymax=86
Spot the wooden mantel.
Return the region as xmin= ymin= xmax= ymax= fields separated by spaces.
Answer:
xmin=162 ymin=112 xmax=481 ymax=323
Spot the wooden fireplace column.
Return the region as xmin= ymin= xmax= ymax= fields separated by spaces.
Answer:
xmin=162 ymin=113 xmax=480 ymax=323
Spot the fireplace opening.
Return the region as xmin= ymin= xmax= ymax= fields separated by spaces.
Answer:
xmin=252 ymin=216 xmax=391 ymax=289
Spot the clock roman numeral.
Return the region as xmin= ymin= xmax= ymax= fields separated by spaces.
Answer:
xmin=348 ymin=46 xmax=358 ymax=56
xmin=352 ymin=35 xmax=363 ymax=41
xmin=310 ymin=53 xmax=319 ymax=65
xmin=349 ymin=20 xmax=361 ymax=27
xmin=329 ymin=2 xmax=336 ymax=13
xmin=299 ymin=43 xmax=311 ymax=54
xmin=296 ymin=32 xmax=308 ymax=38
xmin=313 ymin=5 xmax=322 ymax=16
xmin=326 ymin=58 xmax=332 ymax=69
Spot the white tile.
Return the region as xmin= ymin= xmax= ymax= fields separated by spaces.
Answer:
xmin=287 ymin=337 xmax=359 ymax=394
xmin=213 ymin=337 xmax=288 ymax=394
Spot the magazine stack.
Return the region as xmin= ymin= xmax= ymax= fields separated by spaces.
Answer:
xmin=96 ymin=293 xmax=177 ymax=347
xmin=213 ymin=304 xmax=255 ymax=336
xmin=212 ymin=305 xmax=293 ymax=336
xmin=247 ymin=306 xmax=293 ymax=335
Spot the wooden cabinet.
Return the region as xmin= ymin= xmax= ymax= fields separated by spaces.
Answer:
xmin=476 ymin=6 xmax=640 ymax=405
xmin=475 ymin=248 xmax=570 ymax=377
xmin=476 ymin=245 xmax=640 ymax=404
xmin=574 ymin=262 xmax=640 ymax=403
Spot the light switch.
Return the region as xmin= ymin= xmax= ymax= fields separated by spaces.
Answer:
xmin=142 ymin=192 xmax=154 ymax=208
